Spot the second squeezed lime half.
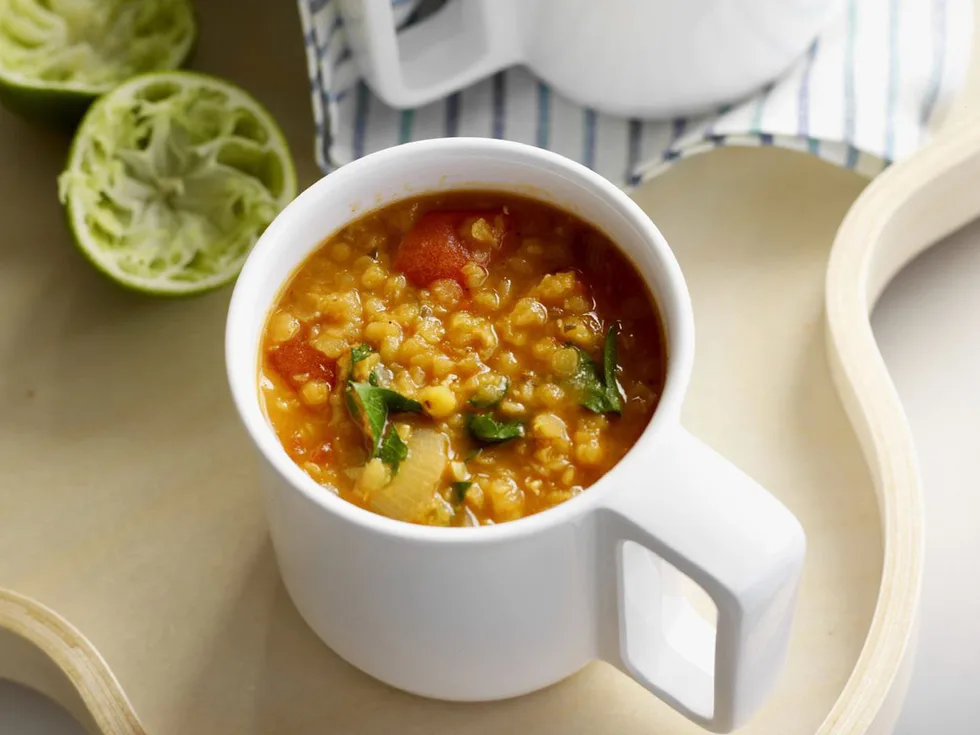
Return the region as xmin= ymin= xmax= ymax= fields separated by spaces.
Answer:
xmin=0 ymin=0 xmax=196 ymax=122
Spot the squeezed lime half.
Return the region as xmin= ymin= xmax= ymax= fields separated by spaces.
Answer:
xmin=0 ymin=0 xmax=196 ymax=122
xmin=59 ymin=71 xmax=298 ymax=296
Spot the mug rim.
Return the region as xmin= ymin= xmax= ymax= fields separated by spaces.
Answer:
xmin=225 ymin=137 xmax=695 ymax=544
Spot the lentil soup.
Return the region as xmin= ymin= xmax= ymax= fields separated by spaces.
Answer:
xmin=260 ymin=192 xmax=667 ymax=527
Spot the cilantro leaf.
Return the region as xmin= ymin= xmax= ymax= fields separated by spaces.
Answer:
xmin=570 ymin=347 xmax=609 ymax=412
xmin=452 ymin=481 xmax=473 ymax=503
xmin=467 ymin=413 xmax=524 ymax=444
xmin=346 ymin=382 xmax=423 ymax=455
xmin=379 ymin=428 xmax=409 ymax=474
xmin=601 ymin=324 xmax=624 ymax=412
xmin=345 ymin=383 xmax=387 ymax=455
xmin=569 ymin=325 xmax=623 ymax=415
xmin=350 ymin=343 xmax=374 ymax=365
xmin=377 ymin=388 xmax=423 ymax=414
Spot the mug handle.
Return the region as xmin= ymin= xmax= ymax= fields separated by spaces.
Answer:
xmin=339 ymin=0 xmax=522 ymax=108
xmin=600 ymin=427 xmax=806 ymax=733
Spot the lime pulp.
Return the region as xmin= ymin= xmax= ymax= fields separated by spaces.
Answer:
xmin=59 ymin=70 xmax=298 ymax=296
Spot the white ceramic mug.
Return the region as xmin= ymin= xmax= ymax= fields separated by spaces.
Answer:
xmin=338 ymin=0 xmax=843 ymax=118
xmin=225 ymin=138 xmax=806 ymax=732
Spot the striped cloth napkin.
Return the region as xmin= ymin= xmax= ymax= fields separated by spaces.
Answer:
xmin=298 ymin=0 xmax=972 ymax=188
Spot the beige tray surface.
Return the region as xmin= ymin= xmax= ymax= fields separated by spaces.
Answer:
xmin=1 ymin=0 xmax=975 ymax=732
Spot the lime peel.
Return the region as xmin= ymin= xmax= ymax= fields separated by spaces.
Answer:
xmin=59 ymin=71 xmax=297 ymax=296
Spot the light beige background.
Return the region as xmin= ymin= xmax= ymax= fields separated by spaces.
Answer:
xmin=0 ymin=0 xmax=978 ymax=733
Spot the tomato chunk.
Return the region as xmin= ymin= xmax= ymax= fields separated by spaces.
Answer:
xmin=394 ymin=212 xmax=473 ymax=287
xmin=269 ymin=339 xmax=336 ymax=388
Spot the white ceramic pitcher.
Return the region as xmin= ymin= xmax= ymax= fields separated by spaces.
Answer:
xmin=339 ymin=0 xmax=843 ymax=118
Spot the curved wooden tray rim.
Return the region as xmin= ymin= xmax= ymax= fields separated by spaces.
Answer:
xmin=0 ymin=588 xmax=144 ymax=734
xmin=5 ymin=125 xmax=980 ymax=733
xmin=822 ymin=119 xmax=980 ymax=733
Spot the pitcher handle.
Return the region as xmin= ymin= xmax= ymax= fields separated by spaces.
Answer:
xmin=338 ymin=0 xmax=522 ymax=109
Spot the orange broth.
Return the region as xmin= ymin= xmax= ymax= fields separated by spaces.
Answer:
xmin=260 ymin=192 xmax=667 ymax=526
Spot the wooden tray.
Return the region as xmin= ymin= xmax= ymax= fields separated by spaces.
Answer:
xmin=1 ymin=1 xmax=972 ymax=732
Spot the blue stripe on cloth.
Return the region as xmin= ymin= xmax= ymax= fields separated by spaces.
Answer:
xmin=399 ymin=109 xmax=415 ymax=144
xmin=797 ymin=40 xmax=821 ymax=156
xmin=318 ymin=42 xmax=346 ymax=63
xmin=445 ymin=93 xmax=460 ymax=136
xmin=759 ymin=133 xmax=774 ymax=146
xmin=797 ymin=40 xmax=818 ymax=138
xmin=627 ymin=119 xmax=642 ymax=186
xmin=885 ymin=0 xmax=900 ymax=159
xmin=303 ymin=29 xmax=315 ymax=46
xmin=751 ymin=84 xmax=774 ymax=133
xmin=843 ymin=0 xmax=858 ymax=167
xmin=319 ymin=129 xmax=331 ymax=171
xmin=704 ymin=104 xmax=733 ymax=136
xmin=582 ymin=108 xmax=597 ymax=169
xmin=708 ymin=104 xmax=734 ymax=133
xmin=316 ymin=15 xmax=344 ymax=58
xmin=309 ymin=0 xmax=330 ymax=13
xmin=492 ymin=72 xmax=506 ymax=138
xmin=352 ymin=82 xmax=370 ymax=159
xmin=663 ymin=118 xmax=687 ymax=159
xmin=671 ymin=118 xmax=686 ymax=142
xmin=921 ymin=0 xmax=948 ymax=129
xmin=303 ymin=5 xmax=331 ymax=167
xmin=708 ymin=134 xmax=726 ymax=146
xmin=536 ymin=83 xmax=551 ymax=148
xmin=327 ymin=87 xmax=352 ymax=103
xmin=315 ymin=89 xmax=331 ymax=171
